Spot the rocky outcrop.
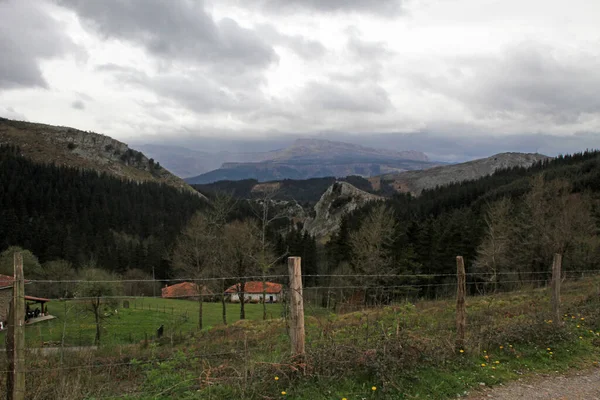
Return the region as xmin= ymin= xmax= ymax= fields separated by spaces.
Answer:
xmin=0 ymin=118 xmax=204 ymax=198
xmin=304 ymin=181 xmax=382 ymax=240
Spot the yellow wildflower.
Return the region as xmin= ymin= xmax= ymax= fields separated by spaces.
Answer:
xmin=495 ymin=361 xmax=500 ymax=364
xmin=459 ymin=349 xmax=464 ymax=353
xmin=372 ymin=386 xmax=377 ymax=391
xmin=275 ymin=376 xmax=279 ymax=381
xmin=499 ymin=346 xmax=504 ymax=349
xmin=281 ymin=391 xmax=286 ymax=395
xmin=547 ymin=348 xmax=551 ymax=351
xmin=481 ymin=363 xmax=486 ymax=367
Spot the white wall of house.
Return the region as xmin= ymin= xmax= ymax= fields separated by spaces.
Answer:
xmin=229 ymin=293 xmax=280 ymax=303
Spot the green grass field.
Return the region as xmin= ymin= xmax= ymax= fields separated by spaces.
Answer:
xmin=1 ymin=298 xmax=284 ymax=347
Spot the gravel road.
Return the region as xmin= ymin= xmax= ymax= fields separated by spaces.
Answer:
xmin=468 ymin=368 xmax=600 ymax=400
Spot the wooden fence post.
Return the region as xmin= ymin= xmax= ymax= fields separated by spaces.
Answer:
xmin=6 ymin=252 xmax=26 ymax=400
xmin=455 ymin=256 xmax=466 ymax=350
xmin=551 ymin=253 xmax=562 ymax=326
xmin=288 ymin=257 xmax=305 ymax=357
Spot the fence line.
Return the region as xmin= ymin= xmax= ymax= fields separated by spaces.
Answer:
xmin=4 ymin=253 xmax=600 ymax=399
xmin=23 ymin=269 xmax=600 ymax=284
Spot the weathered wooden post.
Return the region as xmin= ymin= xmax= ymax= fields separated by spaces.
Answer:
xmin=6 ymin=252 xmax=26 ymax=400
xmin=455 ymin=256 xmax=466 ymax=350
xmin=288 ymin=257 xmax=305 ymax=357
xmin=551 ymin=253 xmax=562 ymax=326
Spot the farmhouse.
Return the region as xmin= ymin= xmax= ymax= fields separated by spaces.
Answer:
xmin=0 ymin=274 xmax=54 ymax=329
xmin=225 ymin=281 xmax=283 ymax=303
xmin=161 ymin=282 xmax=213 ymax=301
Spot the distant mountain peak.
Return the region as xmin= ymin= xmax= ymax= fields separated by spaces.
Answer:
xmin=185 ymin=138 xmax=434 ymax=184
xmin=277 ymin=138 xmax=429 ymax=162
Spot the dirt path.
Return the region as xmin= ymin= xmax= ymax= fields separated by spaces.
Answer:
xmin=468 ymin=368 xmax=600 ymax=400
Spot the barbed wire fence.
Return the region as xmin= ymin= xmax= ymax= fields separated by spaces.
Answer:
xmin=2 ymin=252 xmax=600 ymax=399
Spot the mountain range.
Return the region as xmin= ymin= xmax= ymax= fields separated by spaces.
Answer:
xmin=183 ymin=138 xmax=437 ymax=184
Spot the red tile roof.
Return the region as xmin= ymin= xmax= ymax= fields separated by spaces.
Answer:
xmin=0 ymin=274 xmax=14 ymax=289
xmin=25 ymin=295 xmax=51 ymax=302
xmin=225 ymin=281 xmax=283 ymax=294
xmin=161 ymin=282 xmax=213 ymax=298
xmin=0 ymin=274 xmax=32 ymax=289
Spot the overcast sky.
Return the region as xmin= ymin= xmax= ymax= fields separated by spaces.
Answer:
xmin=1 ymin=0 xmax=599 ymax=160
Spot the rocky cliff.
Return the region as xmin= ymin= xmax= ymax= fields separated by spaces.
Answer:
xmin=304 ymin=181 xmax=383 ymax=240
xmin=0 ymin=118 xmax=202 ymax=197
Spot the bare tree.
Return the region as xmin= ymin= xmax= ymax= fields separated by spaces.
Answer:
xmin=517 ymin=176 xmax=596 ymax=277
xmin=172 ymin=213 xmax=216 ymax=330
xmin=222 ymin=219 xmax=262 ymax=320
xmin=250 ymin=186 xmax=290 ymax=320
xmin=349 ymin=204 xmax=397 ymax=305
xmin=75 ymin=268 xmax=122 ymax=344
xmin=478 ymin=176 xmax=598 ymax=289
xmin=205 ymin=192 xmax=238 ymax=325
xmin=475 ymin=198 xmax=513 ymax=292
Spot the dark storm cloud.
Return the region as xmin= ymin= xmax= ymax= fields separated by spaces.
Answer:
xmin=230 ymin=0 xmax=402 ymax=16
xmin=0 ymin=0 xmax=80 ymax=90
xmin=55 ymin=0 xmax=278 ymax=69
xmin=414 ymin=42 xmax=600 ymax=124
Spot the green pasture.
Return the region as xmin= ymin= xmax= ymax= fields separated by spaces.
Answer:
xmin=0 ymin=298 xmax=284 ymax=347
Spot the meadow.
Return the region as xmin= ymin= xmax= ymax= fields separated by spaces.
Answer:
xmin=1 ymin=298 xmax=284 ymax=347
xmin=2 ymin=277 xmax=600 ymax=399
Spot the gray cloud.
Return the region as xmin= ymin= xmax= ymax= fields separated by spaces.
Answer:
xmin=56 ymin=0 xmax=278 ymax=70
xmin=71 ymin=99 xmax=85 ymax=110
xmin=228 ymin=0 xmax=402 ymax=16
xmin=412 ymin=42 xmax=600 ymax=125
xmin=256 ymin=25 xmax=326 ymax=59
xmin=0 ymin=0 xmax=80 ymax=90
xmin=299 ymin=80 xmax=393 ymax=113
xmin=95 ymin=64 xmax=267 ymax=115
xmin=0 ymin=107 xmax=28 ymax=121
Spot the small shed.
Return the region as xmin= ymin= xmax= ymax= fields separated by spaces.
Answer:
xmin=0 ymin=274 xmax=55 ymax=328
xmin=225 ymin=281 xmax=283 ymax=303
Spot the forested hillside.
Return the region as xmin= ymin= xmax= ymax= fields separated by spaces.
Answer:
xmin=193 ymin=175 xmax=374 ymax=206
xmin=324 ymin=150 xmax=600 ymax=298
xmin=2 ymin=141 xmax=599 ymax=301
xmin=0 ymin=145 xmax=204 ymax=277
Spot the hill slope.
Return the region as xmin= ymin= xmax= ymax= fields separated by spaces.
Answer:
xmin=380 ymin=152 xmax=550 ymax=195
xmin=0 ymin=118 xmax=200 ymax=196
xmin=186 ymin=138 xmax=436 ymax=184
